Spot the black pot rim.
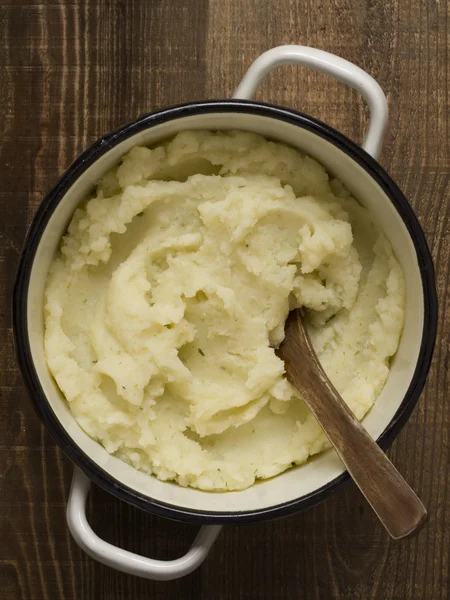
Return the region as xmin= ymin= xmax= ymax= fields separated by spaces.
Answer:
xmin=13 ymin=100 xmax=438 ymax=524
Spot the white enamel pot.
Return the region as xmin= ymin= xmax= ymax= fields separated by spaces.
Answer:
xmin=13 ymin=46 xmax=437 ymax=580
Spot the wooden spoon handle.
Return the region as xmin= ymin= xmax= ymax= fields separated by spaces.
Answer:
xmin=281 ymin=313 xmax=427 ymax=540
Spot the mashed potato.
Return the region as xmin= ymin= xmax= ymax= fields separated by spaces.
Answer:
xmin=44 ymin=130 xmax=405 ymax=491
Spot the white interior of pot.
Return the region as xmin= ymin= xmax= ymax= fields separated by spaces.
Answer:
xmin=26 ymin=112 xmax=424 ymax=513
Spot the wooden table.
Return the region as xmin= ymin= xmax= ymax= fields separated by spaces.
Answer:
xmin=1 ymin=1 xmax=448 ymax=598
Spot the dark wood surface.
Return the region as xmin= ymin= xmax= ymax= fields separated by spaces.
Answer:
xmin=0 ymin=1 xmax=448 ymax=598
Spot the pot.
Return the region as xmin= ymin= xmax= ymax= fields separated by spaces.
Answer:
xmin=13 ymin=46 xmax=437 ymax=580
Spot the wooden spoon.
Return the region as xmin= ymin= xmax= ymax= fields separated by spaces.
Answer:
xmin=277 ymin=310 xmax=427 ymax=540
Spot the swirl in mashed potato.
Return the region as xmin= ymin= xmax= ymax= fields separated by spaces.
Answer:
xmin=44 ymin=130 xmax=405 ymax=491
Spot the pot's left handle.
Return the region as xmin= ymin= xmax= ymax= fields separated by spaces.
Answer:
xmin=67 ymin=468 xmax=222 ymax=580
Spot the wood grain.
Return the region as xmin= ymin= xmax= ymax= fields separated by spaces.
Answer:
xmin=0 ymin=0 xmax=448 ymax=598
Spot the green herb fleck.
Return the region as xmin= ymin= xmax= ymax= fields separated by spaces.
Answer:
xmin=137 ymin=212 xmax=144 ymax=217
xmin=198 ymin=348 xmax=205 ymax=356
xmin=92 ymin=360 xmax=97 ymax=364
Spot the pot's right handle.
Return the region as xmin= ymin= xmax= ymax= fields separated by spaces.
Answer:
xmin=233 ymin=45 xmax=388 ymax=160
xmin=67 ymin=468 xmax=222 ymax=580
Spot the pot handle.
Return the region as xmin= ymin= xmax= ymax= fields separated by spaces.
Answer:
xmin=66 ymin=467 xmax=222 ymax=580
xmin=233 ymin=45 xmax=388 ymax=159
